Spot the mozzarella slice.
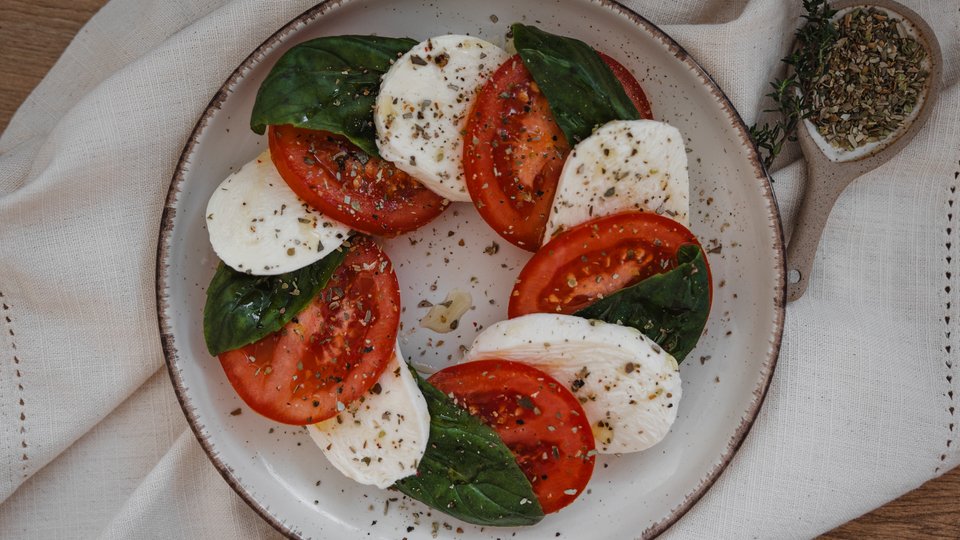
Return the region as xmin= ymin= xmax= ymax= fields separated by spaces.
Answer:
xmin=205 ymin=150 xmax=351 ymax=275
xmin=375 ymin=35 xmax=510 ymax=201
xmin=464 ymin=314 xmax=680 ymax=454
xmin=544 ymin=120 xmax=690 ymax=243
xmin=307 ymin=343 xmax=430 ymax=488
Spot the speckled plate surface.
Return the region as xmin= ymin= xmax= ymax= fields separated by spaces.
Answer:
xmin=156 ymin=1 xmax=785 ymax=538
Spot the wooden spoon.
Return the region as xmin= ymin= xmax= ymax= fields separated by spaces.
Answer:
xmin=786 ymin=0 xmax=942 ymax=302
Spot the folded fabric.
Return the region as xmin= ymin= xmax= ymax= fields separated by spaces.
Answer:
xmin=0 ymin=0 xmax=957 ymax=537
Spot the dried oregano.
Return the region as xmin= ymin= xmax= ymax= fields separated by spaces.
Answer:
xmin=810 ymin=7 xmax=928 ymax=151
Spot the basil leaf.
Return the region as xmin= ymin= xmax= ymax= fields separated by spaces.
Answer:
xmin=575 ymin=244 xmax=710 ymax=362
xmin=511 ymin=23 xmax=639 ymax=144
xmin=202 ymin=249 xmax=346 ymax=356
xmin=250 ymin=35 xmax=417 ymax=157
xmin=393 ymin=374 xmax=544 ymax=527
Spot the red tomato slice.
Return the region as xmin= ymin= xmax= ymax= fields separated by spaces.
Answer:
xmin=463 ymin=53 xmax=654 ymax=251
xmin=428 ymin=359 xmax=595 ymax=514
xmin=269 ymin=126 xmax=448 ymax=236
xmin=218 ymin=236 xmax=400 ymax=425
xmin=597 ymin=52 xmax=654 ymax=120
xmin=509 ymin=212 xmax=710 ymax=318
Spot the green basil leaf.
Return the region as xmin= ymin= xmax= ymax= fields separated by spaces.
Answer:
xmin=393 ymin=373 xmax=544 ymax=527
xmin=511 ymin=23 xmax=639 ymax=144
xmin=202 ymin=249 xmax=346 ymax=356
xmin=250 ymin=35 xmax=417 ymax=157
xmin=575 ymin=244 xmax=710 ymax=362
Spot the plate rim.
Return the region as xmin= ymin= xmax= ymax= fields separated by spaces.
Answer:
xmin=155 ymin=1 xmax=786 ymax=537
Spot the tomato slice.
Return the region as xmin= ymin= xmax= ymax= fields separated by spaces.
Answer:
xmin=509 ymin=212 xmax=710 ymax=318
xmin=597 ymin=52 xmax=654 ymax=120
xmin=218 ymin=236 xmax=400 ymax=425
xmin=463 ymin=53 xmax=654 ymax=251
xmin=428 ymin=359 xmax=595 ymax=514
xmin=269 ymin=126 xmax=448 ymax=236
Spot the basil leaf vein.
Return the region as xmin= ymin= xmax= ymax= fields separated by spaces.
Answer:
xmin=574 ymin=244 xmax=710 ymax=362
xmin=250 ymin=35 xmax=417 ymax=157
xmin=511 ymin=23 xmax=639 ymax=144
xmin=202 ymin=249 xmax=346 ymax=356
xmin=393 ymin=374 xmax=544 ymax=527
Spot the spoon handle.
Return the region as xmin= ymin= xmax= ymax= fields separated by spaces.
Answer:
xmin=785 ymin=158 xmax=849 ymax=302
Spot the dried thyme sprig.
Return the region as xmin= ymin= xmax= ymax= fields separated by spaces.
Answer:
xmin=749 ymin=0 xmax=838 ymax=169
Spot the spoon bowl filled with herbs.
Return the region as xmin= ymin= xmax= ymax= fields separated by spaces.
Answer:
xmin=752 ymin=0 xmax=942 ymax=301
xmin=806 ymin=3 xmax=933 ymax=160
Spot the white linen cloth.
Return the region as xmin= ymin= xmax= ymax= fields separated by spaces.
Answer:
xmin=0 ymin=0 xmax=957 ymax=537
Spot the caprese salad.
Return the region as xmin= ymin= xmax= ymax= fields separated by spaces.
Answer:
xmin=202 ymin=23 xmax=712 ymax=527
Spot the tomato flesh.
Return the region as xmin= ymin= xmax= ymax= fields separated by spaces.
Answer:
xmin=597 ymin=52 xmax=654 ymax=120
xmin=463 ymin=56 xmax=569 ymax=250
xmin=509 ymin=212 xmax=709 ymax=318
xmin=428 ymin=359 xmax=595 ymax=514
xmin=269 ymin=126 xmax=447 ymax=236
xmin=464 ymin=53 xmax=654 ymax=251
xmin=218 ymin=236 xmax=400 ymax=425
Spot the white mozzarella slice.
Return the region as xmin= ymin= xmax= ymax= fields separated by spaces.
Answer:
xmin=464 ymin=313 xmax=680 ymax=454
xmin=205 ymin=150 xmax=351 ymax=275
xmin=307 ymin=343 xmax=430 ymax=488
xmin=375 ymin=35 xmax=510 ymax=201
xmin=544 ymin=120 xmax=690 ymax=243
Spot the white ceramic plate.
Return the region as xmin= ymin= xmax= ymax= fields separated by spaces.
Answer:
xmin=156 ymin=1 xmax=785 ymax=538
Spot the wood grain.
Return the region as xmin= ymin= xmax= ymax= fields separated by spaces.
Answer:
xmin=824 ymin=471 xmax=960 ymax=539
xmin=1 ymin=0 xmax=957 ymax=537
xmin=0 ymin=0 xmax=106 ymax=132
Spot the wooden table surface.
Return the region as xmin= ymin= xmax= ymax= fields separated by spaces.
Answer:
xmin=2 ymin=0 xmax=958 ymax=537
